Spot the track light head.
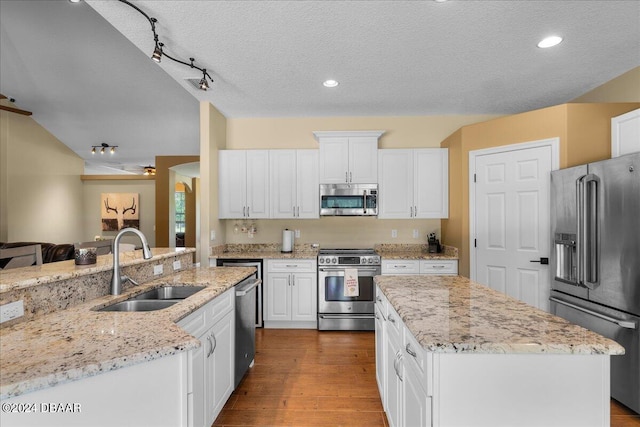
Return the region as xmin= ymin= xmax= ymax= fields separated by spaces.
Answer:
xmin=199 ymin=70 xmax=210 ymax=91
xmin=152 ymin=46 xmax=162 ymax=63
xmin=91 ymin=147 xmax=96 ymax=154
xmin=100 ymin=147 xmax=105 ymax=154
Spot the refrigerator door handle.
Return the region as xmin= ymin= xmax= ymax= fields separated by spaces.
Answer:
xmin=550 ymin=297 xmax=636 ymax=329
xmin=576 ymin=176 xmax=585 ymax=285
xmin=583 ymin=174 xmax=600 ymax=289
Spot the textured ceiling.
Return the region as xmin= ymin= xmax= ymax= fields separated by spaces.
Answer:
xmin=1 ymin=0 xmax=639 ymax=172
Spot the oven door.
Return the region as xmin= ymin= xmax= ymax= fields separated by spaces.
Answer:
xmin=318 ymin=266 xmax=378 ymax=314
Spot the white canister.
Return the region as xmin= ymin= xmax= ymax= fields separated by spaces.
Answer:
xmin=282 ymin=229 xmax=294 ymax=253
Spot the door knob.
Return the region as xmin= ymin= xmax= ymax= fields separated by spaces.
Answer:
xmin=530 ymin=257 xmax=549 ymax=265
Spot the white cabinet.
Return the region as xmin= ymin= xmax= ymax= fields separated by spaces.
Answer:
xmin=420 ymin=260 xmax=458 ymax=275
xmin=219 ymin=150 xmax=269 ymax=219
xmin=612 ymin=108 xmax=640 ymax=157
xmin=177 ymin=287 xmax=235 ymax=427
xmin=384 ymin=303 xmax=404 ymax=427
xmin=265 ymin=259 xmax=317 ymax=328
xmin=269 ymin=149 xmax=319 ymax=218
xmin=378 ymin=148 xmax=449 ymax=219
xmin=314 ymin=131 xmax=384 ymax=184
xmin=374 ymin=299 xmax=386 ymax=402
xmin=382 ymin=259 xmax=458 ymax=276
xmin=382 ymin=259 xmax=421 ymax=275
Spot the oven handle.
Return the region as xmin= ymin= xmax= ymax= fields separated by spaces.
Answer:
xmin=319 ymin=267 xmax=381 ymax=273
xmin=318 ymin=314 xmax=375 ymax=320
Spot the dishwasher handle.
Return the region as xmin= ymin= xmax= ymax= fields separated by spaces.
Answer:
xmin=550 ymin=297 xmax=636 ymax=329
xmin=236 ymin=278 xmax=261 ymax=296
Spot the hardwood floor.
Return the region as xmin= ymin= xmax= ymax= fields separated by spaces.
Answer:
xmin=214 ymin=329 xmax=639 ymax=427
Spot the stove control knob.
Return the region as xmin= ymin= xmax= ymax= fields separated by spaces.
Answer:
xmin=332 ymin=258 xmax=337 ymax=264
xmin=319 ymin=258 xmax=324 ymax=264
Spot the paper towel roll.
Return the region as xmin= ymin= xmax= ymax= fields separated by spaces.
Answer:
xmin=282 ymin=229 xmax=294 ymax=253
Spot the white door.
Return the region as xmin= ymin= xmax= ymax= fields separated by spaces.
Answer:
xmin=472 ymin=141 xmax=556 ymax=311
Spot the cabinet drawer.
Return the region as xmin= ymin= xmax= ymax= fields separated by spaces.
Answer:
xmin=205 ymin=287 xmax=234 ymax=326
xmin=382 ymin=260 xmax=420 ymax=274
xmin=386 ymin=303 xmax=402 ymax=341
xmin=403 ymin=326 xmax=431 ymax=394
xmin=375 ymin=287 xmax=389 ymax=318
xmin=267 ymin=259 xmax=316 ymax=273
xmin=420 ymin=260 xmax=458 ymax=275
xmin=177 ymin=305 xmax=208 ymax=337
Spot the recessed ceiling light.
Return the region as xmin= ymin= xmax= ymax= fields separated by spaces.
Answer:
xmin=434 ymin=0 xmax=449 ymax=3
xmin=68 ymin=0 xmax=82 ymax=3
xmin=537 ymin=36 xmax=563 ymax=48
xmin=323 ymin=79 xmax=339 ymax=88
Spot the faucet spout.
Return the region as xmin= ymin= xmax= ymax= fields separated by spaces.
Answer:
xmin=110 ymin=228 xmax=153 ymax=295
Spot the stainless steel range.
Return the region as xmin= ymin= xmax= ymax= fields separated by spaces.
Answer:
xmin=317 ymin=248 xmax=381 ymax=331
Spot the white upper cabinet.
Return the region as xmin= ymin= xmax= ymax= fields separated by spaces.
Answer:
xmin=219 ymin=150 xmax=270 ymax=219
xmin=314 ymin=131 xmax=384 ymax=184
xmin=612 ymin=108 xmax=640 ymax=157
xmin=270 ymin=149 xmax=319 ymax=219
xmin=378 ymin=148 xmax=449 ymax=219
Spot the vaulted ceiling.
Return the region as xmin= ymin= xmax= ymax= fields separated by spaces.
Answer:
xmin=1 ymin=0 xmax=638 ymax=172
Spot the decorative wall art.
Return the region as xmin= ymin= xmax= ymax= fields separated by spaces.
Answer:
xmin=101 ymin=193 xmax=140 ymax=231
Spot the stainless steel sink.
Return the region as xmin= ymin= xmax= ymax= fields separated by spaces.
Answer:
xmin=132 ymin=285 xmax=206 ymax=300
xmin=98 ymin=300 xmax=178 ymax=312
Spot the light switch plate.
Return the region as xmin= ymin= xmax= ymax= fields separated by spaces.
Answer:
xmin=173 ymin=260 xmax=182 ymax=271
xmin=153 ymin=264 xmax=163 ymax=275
xmin=413 ymin=229 xmax=419 ymax=238
xmin=0 ymin=300 xmax=24 ymax=324
xmin=295 ymin=229 xmax=300 ymax=238
xmin=391 ymin=229 xmax=398 ymax=238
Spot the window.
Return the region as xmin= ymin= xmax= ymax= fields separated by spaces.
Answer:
xmin=175 ymin=191 xmax=185 ymax=233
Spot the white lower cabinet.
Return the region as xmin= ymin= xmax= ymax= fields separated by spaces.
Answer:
xmin=265 ymin=259 xmax=317 ymax=328
xmin=374 ymin=300 xmax=386 ymax=401
xmin=178 ymin=287 xmax=235 ymax=427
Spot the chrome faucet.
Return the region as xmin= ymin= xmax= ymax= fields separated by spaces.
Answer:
xmin=110 ymin=228 xmax=153 ymax=295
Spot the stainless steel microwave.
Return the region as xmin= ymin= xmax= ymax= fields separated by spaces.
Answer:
xmin=320 ymin=184 xmax=378 ymax=216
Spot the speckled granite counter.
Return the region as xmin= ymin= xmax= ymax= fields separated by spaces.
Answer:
xmin=375 ymin=243 xmax=458 ymax=260
xmin=211 ymin=243 xmax=318 ymax=260
xmin=375 ymin=275 xmax=624 ymax=355
xmin=0 ymin=266 xmax=255 ymax=400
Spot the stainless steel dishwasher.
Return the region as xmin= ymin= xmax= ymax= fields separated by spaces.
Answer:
xmin=235 ymin=275 xmax=260 ymax=388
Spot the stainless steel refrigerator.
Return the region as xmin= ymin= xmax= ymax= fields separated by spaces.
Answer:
xmin=550 ymin=152 xmax=639 ymax=414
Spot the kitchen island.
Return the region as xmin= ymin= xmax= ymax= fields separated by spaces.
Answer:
xmin=0 ymin=266 xmax=256 ymax=426
xmin=375 ymin=275 xmax=625 ymax=427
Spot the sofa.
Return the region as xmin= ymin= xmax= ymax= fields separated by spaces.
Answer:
xmin=0 ymin=242 xmax=75 ymax=268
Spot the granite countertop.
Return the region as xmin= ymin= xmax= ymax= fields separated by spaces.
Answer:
xmin=212 ymin=243 xmax=318 ymax=260
xmin=0 ymin=248 xmax=196 ymax=293
xmin=0 ymin=266 xmax=256 ymax=400
xmin=375 ymin=275 xmax=625 ymax=355
xmin=375 ymin=244 xmax=458 ymax=260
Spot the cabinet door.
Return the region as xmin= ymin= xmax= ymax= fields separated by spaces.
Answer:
xmin=246 ymin=150 xmax=270 ymax=218
xmin=189 ymin=344 xmax=205 ymax=427
xmin=207 ymin=310 xmax=235 ymax=426
xmin=348 ymin=137 xmax=379 ymax=184
xmin=319 ymin=137 xmax=349 ymax=184
xmin=384 ymin=327 xmax=403 ymax=427
xmin=291 ymin=272 xmax=317 ymax=322
xmin=403 ymin=364 xmax=431 ymax=427
xmin=414 ymin=148 xmax=449 ymax=218
xmin=296 ymin=150 xmax=319 ymax=218
xmin=270 ymin=150 xmax=297 ymax=218
xmin=378 ymin=149 xmax=414 ymax=219
xmin=219 ymin=151 xmax=247 ymax=219
xmin=266 ymin=273 xmax=292 ymax=320
xmin=375 ymin=304 xmax=386 ymax=403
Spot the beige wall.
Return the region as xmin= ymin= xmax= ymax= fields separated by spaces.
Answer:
xmin=82 ymin=179 xmax=156 ymax=247
xmin=224 ymin=115 xmax=498 ymax=247
xmin=201 ymin=102 xmax=228 ymax=265
xmin=572 ymin=67 xmax=640 ymax=103
xmin=0 ymin=107 xmax=85 ymax=244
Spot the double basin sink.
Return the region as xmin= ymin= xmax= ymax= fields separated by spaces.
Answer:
xmin=97 ymin=285 xmax=206 ymax=312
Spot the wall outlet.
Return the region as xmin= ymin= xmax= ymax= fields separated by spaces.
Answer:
xmin=295 ymin=229 xmax=300 ymax=238
xmin=413 ymin=229 xmax=419 ymax=238
xmin=153 ymin=264 xmax=163 ymax=276
xmin=173 ymin=260 xmax=182 ymax=271
xmin=0 ymin=300 xmax=24 ymax=324
xmin=391 ymin=229 xmax=398 ymax=238
xmin=210 ymin=230 xmax=216 ymax=241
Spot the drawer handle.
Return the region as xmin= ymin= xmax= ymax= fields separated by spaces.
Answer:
xmin=405 ymin=343 xmax=417 ymax=358
xmin=376 ymin=296 xmax=382 ymax=302
xmin=394 ymin=265 xmax=407 ymax=268
xmin=430 ymin=265 xmax=446 ymax=269
xmin=388 ymin=315 xmax=396 ymax=324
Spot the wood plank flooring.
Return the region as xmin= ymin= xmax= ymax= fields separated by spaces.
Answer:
xmin=214 ymin=329 xmax=639 ymax=427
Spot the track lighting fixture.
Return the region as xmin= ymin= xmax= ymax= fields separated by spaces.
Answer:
xmin=118 ymin=0 xmax=213 ymax=91
xmin=91 ymin=142 xmax=118 ymax=155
